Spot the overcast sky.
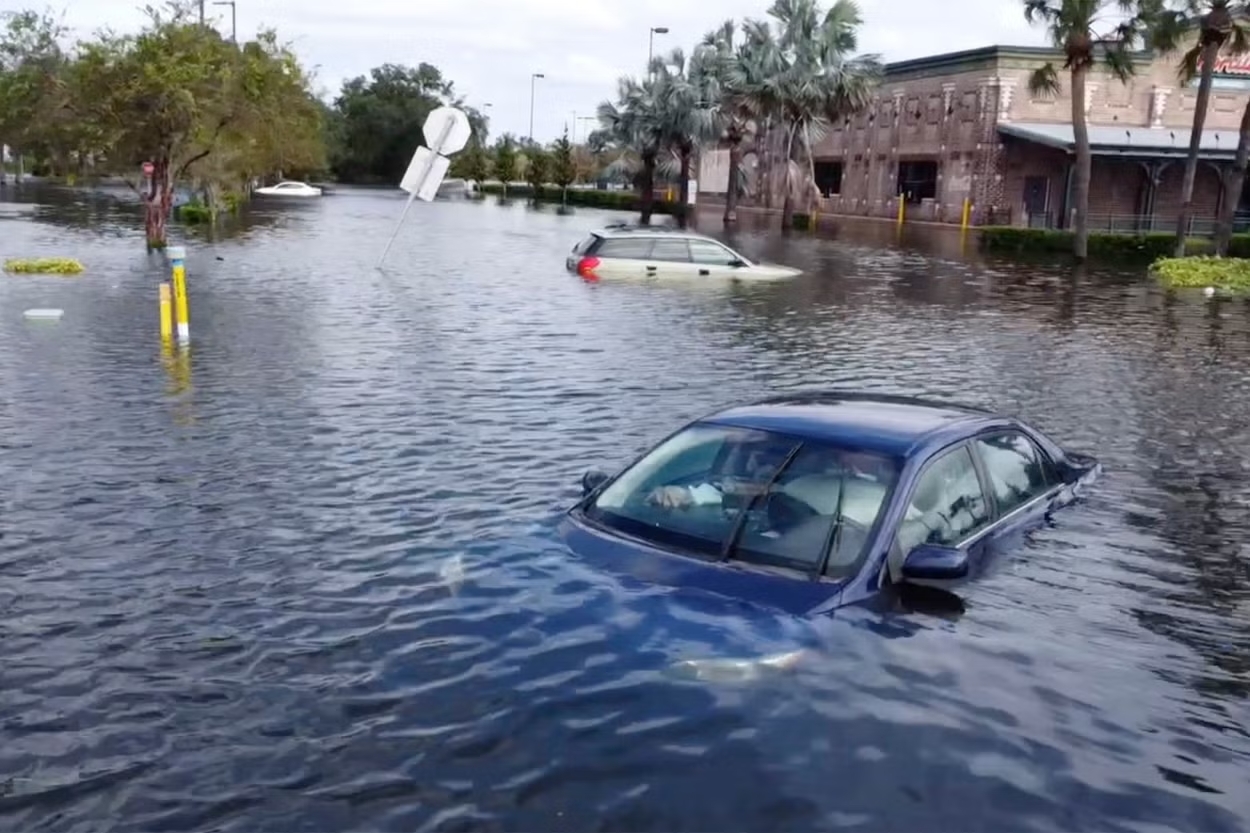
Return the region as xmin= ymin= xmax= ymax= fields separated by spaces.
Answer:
xmin=2 ymin=0 xmax=1048 ymax=143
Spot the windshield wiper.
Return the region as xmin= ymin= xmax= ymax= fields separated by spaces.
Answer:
xmin=814 ymin=471 xmax=849 ymax=578
xmin=719 ymin=442 xmax=804 ymax=562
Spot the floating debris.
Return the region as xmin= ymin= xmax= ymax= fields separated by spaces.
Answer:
xmin=23 ymin=308 xmax=64 ymax=321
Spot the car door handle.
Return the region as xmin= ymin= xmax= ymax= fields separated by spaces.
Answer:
xmin=645 ymin=265 xmax=657 ymax=272
xmin=698 ymin=268 xmax=710 ymax=275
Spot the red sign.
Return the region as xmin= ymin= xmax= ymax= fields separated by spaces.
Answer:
xmin=1207 ymin=54 xmax=1250 ymax=75
xmin=142 ymin=161 xmax=154 ymax=175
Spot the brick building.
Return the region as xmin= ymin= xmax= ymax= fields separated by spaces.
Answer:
xmin=696 ymin=38 xmax=1250 ymax=230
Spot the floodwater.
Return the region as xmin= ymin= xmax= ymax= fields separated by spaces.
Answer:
xmin=1 ymin=183 xmax=1248 ymax=832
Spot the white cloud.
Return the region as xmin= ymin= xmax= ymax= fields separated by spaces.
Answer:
xmin=1 ymin=0 xmax=1052 ymax=142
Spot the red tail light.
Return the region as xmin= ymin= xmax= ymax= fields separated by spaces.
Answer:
xmin=576 ymin=256 xmax=600 ymax=280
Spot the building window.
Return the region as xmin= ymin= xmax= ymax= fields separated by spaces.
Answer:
xmin=814 ymin=161 xmax=843 ymax=196
xmin=897 ymin=160 xmax=938 ymax=203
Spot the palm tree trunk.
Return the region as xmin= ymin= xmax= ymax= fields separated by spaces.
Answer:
xmin=781 ymin=122 xmax=800 ymax=231
xmin=640 ymin=151 xmax=656 ymax=225
xmin=677 ymin=145 xmax=692 ymax=228
xmin=725 ymin=132 xmax=742 ymax=225
xmin=1214 ymin=98 xmax=1250 ymax=255
xmin=1070 ymin=64 xmax=1091 ymax=262
xmin=1176 ymin=41 xmax=1220 ymax=256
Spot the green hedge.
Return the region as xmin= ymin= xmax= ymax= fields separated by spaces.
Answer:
xmin=1152 ymin=256 xmax=1250 ymax=291
xmin=976 ymin=226 xmax=1237 ymax=259
xmin=475 ymin=183 xmax=676 ymax=215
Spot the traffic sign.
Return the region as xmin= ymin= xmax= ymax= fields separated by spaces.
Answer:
xmin=377 ymin=106 xmax=474 ymax=268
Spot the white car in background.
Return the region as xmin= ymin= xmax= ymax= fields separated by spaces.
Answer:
xmin=254 ymin=180 xmax=323 ymax=198
xmin=566 ymin=224 xmax=802 ymax=281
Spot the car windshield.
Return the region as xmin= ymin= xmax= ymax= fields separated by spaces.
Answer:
xmin=585 ymin=422 xmax=901 ymax=579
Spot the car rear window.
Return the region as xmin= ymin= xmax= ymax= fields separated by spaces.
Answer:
xmin=572 ymin=234 xmax=602 ymax=255
xmin=596 ymin=238 xmax=656 ymax=259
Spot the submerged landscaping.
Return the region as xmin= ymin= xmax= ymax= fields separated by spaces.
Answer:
xmin=1151 ymin=256 xmax=1250 ymax=292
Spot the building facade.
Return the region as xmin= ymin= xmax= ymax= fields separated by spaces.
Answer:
xmin=697 ymin=39 xmax=1250 ymax=230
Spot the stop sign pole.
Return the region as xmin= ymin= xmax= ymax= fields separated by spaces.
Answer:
xmin=376 ymin=106 xmax=472 ymax=269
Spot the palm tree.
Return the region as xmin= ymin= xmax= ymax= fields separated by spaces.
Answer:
xmin=1215 ymin=96 xmax=1250 ymax=252
xmin=696 ymin=20 xmax=767 ymax=225
xmin=596 ymin=74 xmax=665 ymax=224
xmin=744 ymin=0 xmax=879 ymax=231
xmin=1023 ymin=0 xmax=1165 ymax=262
xmin=1162 ymin=1 xmax=1248 ymax=254
xmin=650 ymin=47 xmax=721 ymax=227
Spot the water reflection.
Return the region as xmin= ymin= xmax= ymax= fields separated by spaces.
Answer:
xmin=0 ymin=186 xmax=1247 ymax=831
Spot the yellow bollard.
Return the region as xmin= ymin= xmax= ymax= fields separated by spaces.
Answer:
xmin=896 ymin=197 xmax=905 ymax=226
xmin=159 ymin=282 xmax=173 ymax=342
xmin=169 ymin=245 xmax=190 ymax=345
xmin=961 ymin=197 xmax=972 ymax=230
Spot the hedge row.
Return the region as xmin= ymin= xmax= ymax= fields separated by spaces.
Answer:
xmin=978 ymin=226 xmax=1250 ymax=259
xmin=475 ymin=183 xmax=678 ymax=215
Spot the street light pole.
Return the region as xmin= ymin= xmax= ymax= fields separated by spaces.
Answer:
xmin=528 ymin=72 xmax=544 ymax=142
xmin=199 ymin=0 xmax=205 ymax=25
xmin=213 ymin=0 xmax=236 ymax=42
xmin=648 ymin=26 xmax=668 ymax=76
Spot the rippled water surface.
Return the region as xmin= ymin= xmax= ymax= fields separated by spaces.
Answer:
xmin=2 ymin=184 xmax=1249 ymax=832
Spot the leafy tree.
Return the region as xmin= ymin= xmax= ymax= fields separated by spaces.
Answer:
xmin=1024 ymin=0 xmax=1165 ymax=261
xmin=451 ymin=138 xmax=490 ymax=191
xmin=325 ymin=61 xmax=486 ymax=184
xmin=492 ymin=133 xmax=517 ymax=193
xmin=524 ymin=145 xmax=549 ymax=197
xmin=0 ymin=9 xmax=73 ymax=179
xmin=551 ymin=127 xmax=576 ymax=202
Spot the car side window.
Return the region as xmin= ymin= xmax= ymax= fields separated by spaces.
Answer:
xmin=688 ymin=240 xmax=739 ymax=266
xmin=596 ymin=238 xmax=655 ymax=259
xmin=649 ymin=239 xmax=691 ymax=262
xmin=972 ymin=432 xmax=1056 ymax=515
xmin=893 ymin=445 xmax=991 ymax=554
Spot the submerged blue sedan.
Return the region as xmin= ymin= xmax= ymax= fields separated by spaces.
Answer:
xmin=560 ymin=392 xmax=1100 ymax=617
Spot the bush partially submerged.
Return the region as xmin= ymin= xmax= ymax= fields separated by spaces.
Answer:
xmin=1152 ymin=256 xmax=1250 ymax=291
xmin=4 ymin=257 xmax=85 ymax=275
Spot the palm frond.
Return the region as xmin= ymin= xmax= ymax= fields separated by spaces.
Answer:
xmin=1028 ymin=62 xmax=1062 ymax=96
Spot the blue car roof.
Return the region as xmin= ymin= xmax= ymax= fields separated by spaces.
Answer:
xmin=700 ymin=391 xmax=1001 ymax=457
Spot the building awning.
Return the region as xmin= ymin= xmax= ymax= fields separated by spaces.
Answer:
xmin=998 ymin=121 xmax=1241 ymax=160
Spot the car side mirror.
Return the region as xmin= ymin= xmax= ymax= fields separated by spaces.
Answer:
xmin=900 ymin=543 xmax=969 ymax=581
xmin=581 ymin=468 xmax=610 ymax=497
xmin=728 ymin=258 xmax=746 ymax=267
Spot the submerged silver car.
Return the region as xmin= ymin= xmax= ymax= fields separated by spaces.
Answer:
xmin=566 ymin=224 xmax=803 ymax=281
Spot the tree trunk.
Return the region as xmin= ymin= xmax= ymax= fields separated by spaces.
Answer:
xmin=676 ymin=146 xmax=692 ymax=229
xmin=639 ymin=150 xmax=656 ymax=225
xmin=144 ymin=158 xmax=172 ymax=249
xmin=725 ymin=131 xmax=742 ymax=226
xmin=1214 ymin=98 xmax=1250 ymax=255
xmin=1070 ymin=64 xmax=1091 ymax=262
xmin=780 ymin=122 xmax=800 ymax=232
xmin=759 ymin=124 xmax=774 ymax=210
xmin=1176 ymin=40 xmax=1221 ymax=256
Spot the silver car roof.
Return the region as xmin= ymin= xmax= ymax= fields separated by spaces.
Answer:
xmin=589 ymin=223 xmax=723 ymax=243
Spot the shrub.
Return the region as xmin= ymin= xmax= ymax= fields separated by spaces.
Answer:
xmin=4 ymin=257 xmax=85 ymax=275
xmin=1151 ymin=256 xmax=1250 ymax=291
xmin=791 ymin=212 xmax=812 ymax=230
xmin=475 ymin=183 xmax=675 ymax=215
xmin=177 ymin=202 xmax=213 ymax=224
xmin=975 ymin=226 xmax=1246 ymax=259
